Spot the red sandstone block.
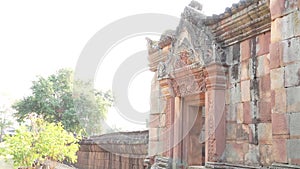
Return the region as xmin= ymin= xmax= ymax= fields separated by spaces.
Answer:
xmin=271 ymin=89 xmax=287 ymax=114
xmin=243 ymin=101 xmax=252 ymax=124
xmin=269 ymin=42 xmax=283 ymax=69
xmin=272 ymin=113 xmax=289 ymax=135
xmin=270 ymin=0 xmax=285 ymax=19
xmin=241 ymin=60 xmax=250 ymax=81
xmin=241 ymin=80 xmax=251 ymax=102
xmin=270 ymin=0 xmax=300 ymax=20
xmin=258 ymin=101 xmax=271 ymax=123
xmin=259 ymin=144 xmax=273 ymax=166
xmin=259 ymin=74 xmax=271 ymax=92
xmin=241 ymin=39 xmax=251 ymax=61
xmin=272 ymin=139 xmax=288 ymax=163
xmin=256 ymin=32 xmax=271 ymax=56
xmin=291 ymin=159 xmax=300 ymax=166
xmin=258 ymin=123 xmax=272 ymax=145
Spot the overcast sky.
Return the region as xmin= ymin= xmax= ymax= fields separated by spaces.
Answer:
xmin=0 ymin=0 xmax=240 ymax=131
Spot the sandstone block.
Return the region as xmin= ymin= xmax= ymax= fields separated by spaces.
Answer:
xmin=284 ymin=62 xmax=300 ymax=88
xmin=271 ymin=17 xmax=283 ymax=43
xmin=223 ymin=143 xmax=245 ymax=163
xmin=272 ymin=139 xmax=288 ymax=163
xmin=259 ymin=144 xmax=272 ymax=166
xmin=256 ymin=32 xmax=270 ymax=56
xmin=245 ymin=144 xmax=260 ymax=166
xmin=269 ymin=42 xmax=283 ymax=69
xmin=241 ymin=39 xmax=251 ymax=61
xmin=270 ymin=0 xmax=300 ymax=20
xmin=259 ymin=75 xmax=271 ymax=99
xmin=226 ymin=104 xmax=237 ymax=122
xmin=287 ymin=86 xmax=300 ymax=112
xmin=256 ymin=54 xmax=270 ymax=78
xmin=258 ymin=123 xmax=272 ymax=145
xmin=230 ymin=83 xmax=241 ymax=104
xmin=271 ymin=88 xmax=287 ymax=114
xmin=226 ymin=123 xmax=237 ymax=140
xmin=241 ymin=80 xmax=251 ymax=102
xmin=270 ymin=67 xmax=284 ymax=90
xmin=258 ymin=101 xmax=271 ymax=123
xmin=259 ymin=74 xmax=271 ymax=92
xmin=294 ymin=11 xmax=300 ymax=37
xmin=287 ymin=139 xmax=300 ymax=159
xmin=290 ymin=113 xmax=300 ymax=137
xmin=272 ymin=113 xmax=290 ymax=135
xmin=282 ymin=37 xmax=300 ymax=64
xmin=236 ymin=124 xmax=249 ymax=141
xmin=243 ymin=101 xmax=252 ymax=124
xmin=241 ymin=60 xmax=250 ymax=81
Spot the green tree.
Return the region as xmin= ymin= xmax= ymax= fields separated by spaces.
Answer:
xmin=13 ymin=69 xmax=113 ymax=135
xmin=0 ymin=116 xmax=80 ymax=169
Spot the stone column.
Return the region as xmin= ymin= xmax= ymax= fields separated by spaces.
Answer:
xmin=172 ymin=96 xmax=183 ymax=167
xmin=205 ymin=63 xmax=227 ymax=162
xmin=158 ymin=78 xmax=175 ymax=158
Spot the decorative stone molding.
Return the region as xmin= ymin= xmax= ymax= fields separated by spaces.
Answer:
xmin=205 ymin=162 xmax=260 ymax=169
xmin=208 ymin=0 xmax=271 ymax=46
xmin=270 ymin=163 xmax=300 ymax=169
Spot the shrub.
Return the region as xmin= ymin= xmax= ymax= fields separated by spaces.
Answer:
xmin=0 ymin=116 xmax=80 ymax=169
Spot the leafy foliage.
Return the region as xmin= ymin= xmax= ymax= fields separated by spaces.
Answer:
xmin=0 ymin=116 xmax=80 ymax=168
xmin=13 ymin=69 xmax=113 ymax=135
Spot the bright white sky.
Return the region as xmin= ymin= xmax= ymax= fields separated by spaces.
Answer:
xmin=0 ymin=0 xmax=239 ymax=131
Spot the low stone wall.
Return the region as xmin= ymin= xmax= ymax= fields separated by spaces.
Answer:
xmin=76 ymin=130 xmax=148 ymax=169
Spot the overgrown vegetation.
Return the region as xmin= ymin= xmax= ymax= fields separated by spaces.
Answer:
xmin=0 ymin=115 xmax=80 ymax=169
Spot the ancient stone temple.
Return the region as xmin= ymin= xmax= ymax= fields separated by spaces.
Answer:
xmin=146 ymin=0 xmax=300 ymax=168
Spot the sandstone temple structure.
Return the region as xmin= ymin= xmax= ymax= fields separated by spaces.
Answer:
xmin=146 ymin=0 xmax=300 ymax=168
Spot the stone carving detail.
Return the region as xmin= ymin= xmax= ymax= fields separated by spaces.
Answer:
xmin=146 ymin=37 xmax=160 ymax=54
xmin=172 ymin=72 xmax=206 ymax=97
xmin=158 ymin=62 xmax=168 ymax=79
xmin=175 ymin=49 xmax=194 ymax=68
xmin=188 ymin=0 xmax=203 ymax=11
xmin=206 ymin=91 xmax=217 ymax=162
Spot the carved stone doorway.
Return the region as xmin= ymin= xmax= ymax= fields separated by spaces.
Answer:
xmin=182 ymin=94 xmax=205 ymax=167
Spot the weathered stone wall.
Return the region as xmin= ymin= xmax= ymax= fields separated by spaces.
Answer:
xmin=76 ymin=130 xmax=148 ymax=169
xmin=223 ymin=31 xmax=272 ymax=166
xmin=146 ymin=0 xmax=300 ymax=168
xmin=269 ymin=0 xmax=300 ymax=166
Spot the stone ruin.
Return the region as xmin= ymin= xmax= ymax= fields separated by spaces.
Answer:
xmin=146 ymin=0 xmax=300 ymax=168
xmin=75 ymin=130 xmax=148 ymax=169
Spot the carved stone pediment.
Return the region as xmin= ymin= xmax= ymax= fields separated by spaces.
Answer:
xmin=150 ymin=2 xmax=227 ymax=97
